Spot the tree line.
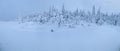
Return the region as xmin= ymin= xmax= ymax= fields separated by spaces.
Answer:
xmin=17 ymin=5 xmax=120 ymax=27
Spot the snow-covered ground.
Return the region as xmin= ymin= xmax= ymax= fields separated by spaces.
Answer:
xmin=0 ymin=21 xmax=120 ymax=51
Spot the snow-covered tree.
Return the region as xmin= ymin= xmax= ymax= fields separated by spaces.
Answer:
xmin=92 ymin=5 xmax=96 ymax=15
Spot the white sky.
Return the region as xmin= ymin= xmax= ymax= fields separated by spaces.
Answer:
xmin=0 ymin=0 xmax=120 ymax=21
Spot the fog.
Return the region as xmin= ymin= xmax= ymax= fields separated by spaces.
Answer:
xmin=0 ymin=0 xmax=120 ymax=21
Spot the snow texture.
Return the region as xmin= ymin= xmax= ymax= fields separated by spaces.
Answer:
xmin=0 ymin=21 xmax=120 ymax=51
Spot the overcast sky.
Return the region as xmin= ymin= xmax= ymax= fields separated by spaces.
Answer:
xmin=0 ymin=0 xmax=120 ymax=21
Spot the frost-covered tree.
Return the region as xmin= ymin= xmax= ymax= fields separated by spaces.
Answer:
xmin=97 ymin=7 xmax=101 ymax=16
xmin=61 ymin=4 xmax=66 ymax=15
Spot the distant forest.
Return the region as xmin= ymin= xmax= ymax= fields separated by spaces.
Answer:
xmin=17 ymin=5 xmax=120 ymax=27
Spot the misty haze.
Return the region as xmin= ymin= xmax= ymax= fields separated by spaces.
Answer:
xmin=1 ymin=0 xmax=120 ymax=51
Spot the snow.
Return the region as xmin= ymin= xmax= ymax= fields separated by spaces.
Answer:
xmin=0 ymin=21 xmax=120 ymax=51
